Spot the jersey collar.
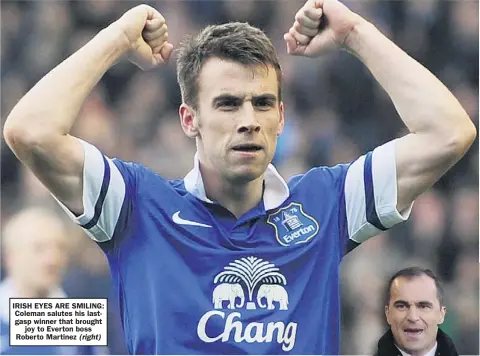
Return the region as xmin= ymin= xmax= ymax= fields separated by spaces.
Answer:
xmin=184 ymin=153 xmax=290 ymax=211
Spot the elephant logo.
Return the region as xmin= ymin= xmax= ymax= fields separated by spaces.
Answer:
xmin=211 ymin=256 xmax=289 ymax=311
xmin=212 ymin=283 xmax=245 ymax=309
xmin=199 ymin=257 xmax=297 ymax=350
xmin=257 ymin=284 xmax=288 ymax=310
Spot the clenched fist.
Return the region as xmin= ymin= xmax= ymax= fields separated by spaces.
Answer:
xmin=284 ymin=0 xmax=364 ymax=57
xmin=114 ymin=4 xmax=174 ymax=70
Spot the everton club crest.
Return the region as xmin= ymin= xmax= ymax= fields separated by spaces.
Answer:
xmin=267 ymin=202 xmax=319 ymax=247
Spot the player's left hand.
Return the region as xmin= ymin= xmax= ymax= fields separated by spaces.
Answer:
xmin=284 ymin=0 xmax=365 ymax=57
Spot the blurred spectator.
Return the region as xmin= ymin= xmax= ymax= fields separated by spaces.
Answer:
xmin=0 ymin=208 xmax=106 ymax=354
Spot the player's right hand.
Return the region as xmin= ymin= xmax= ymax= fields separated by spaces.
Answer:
xmin=114 ymin=4 xmax=174 ymax=70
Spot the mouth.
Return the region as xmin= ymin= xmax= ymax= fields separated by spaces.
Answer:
xmin=403 ymin=328 xmax=424 ymax=338
xmin=231 ymin=143 xmax=263 ymax=152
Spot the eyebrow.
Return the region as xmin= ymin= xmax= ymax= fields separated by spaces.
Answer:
xmin=393 ymin=300 xmax=434 ymax=307
xmin=212 ymin=93 xmax=277 ymax=105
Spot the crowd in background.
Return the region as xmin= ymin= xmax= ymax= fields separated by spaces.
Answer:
xmin=1 ymin=0 xmax=478 ymax=354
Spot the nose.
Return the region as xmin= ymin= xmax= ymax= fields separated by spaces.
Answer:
xmin=406 ymin=306 xmax=420 ymax=322
xmin=237 ymin=103 xmax=261 ymax=134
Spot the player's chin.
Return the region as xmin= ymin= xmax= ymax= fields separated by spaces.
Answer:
xmin=228 ymin=162 xmax=268 ymax=183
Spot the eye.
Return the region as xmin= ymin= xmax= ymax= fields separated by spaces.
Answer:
xmin=254 ymin=98 xmax=274 ymax=110
xmin=396 ymin=304 xmax=407 ymax=310
xmin=221 ymin=100 xmax=236 ymax=107
xmin=217 ymin=98 xmax=240 ymax=110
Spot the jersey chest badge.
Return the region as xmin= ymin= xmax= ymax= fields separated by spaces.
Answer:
xmin=267 ymin=202 xmax=319 ymax=247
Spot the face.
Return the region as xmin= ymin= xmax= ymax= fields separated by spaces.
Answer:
xmin=180 ymin=58 xmax=284 ymax=183
xmin=385 ymin=275 xmax=446 ymax=356
xmin=7 ymin=219 xmax=69 ymax=294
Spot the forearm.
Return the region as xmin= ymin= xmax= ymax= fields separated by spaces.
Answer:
xmin=345 ymin=21 xmax=475 ymax=145
xmin=4 ymin=24 xmax=128 ymax=142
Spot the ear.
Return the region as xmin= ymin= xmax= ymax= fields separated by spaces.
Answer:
xmin=179 ymin=103 xmax=199 ymax=138
xmin=385 ymin=305 xmax=392 ymax=325
xmin=438 ymin=306 xmax=446 ymax=325
xmin=277 ymin=101 xmax=285 ymax=136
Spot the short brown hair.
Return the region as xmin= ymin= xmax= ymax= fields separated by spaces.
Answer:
xmin=176 ymin=22 xmax=282 ymax=110
xmin=385 ymin=267 xmax=445 ymax=307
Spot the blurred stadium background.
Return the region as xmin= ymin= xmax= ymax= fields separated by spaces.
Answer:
xmin=1 ymin=0 xmax=478 ymax=354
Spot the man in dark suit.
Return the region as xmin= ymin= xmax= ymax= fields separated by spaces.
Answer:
xmin=375 ymin=267 xmax=458 ymax=356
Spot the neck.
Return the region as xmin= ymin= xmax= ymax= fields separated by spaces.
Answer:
xmin=200 ymin=165 xmax=264 ymax=218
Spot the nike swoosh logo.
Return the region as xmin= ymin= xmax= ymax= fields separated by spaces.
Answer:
xmin=172 ymin=211 xmax=212 ymax=228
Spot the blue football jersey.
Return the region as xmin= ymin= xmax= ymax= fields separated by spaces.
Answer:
xmin=56 ymin=139 xmax=412 ymax=354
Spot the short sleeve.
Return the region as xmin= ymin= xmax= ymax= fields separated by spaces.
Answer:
xmin=342 ymin=140 xmax=413 ymax=247
xmin=52 ymin=139 xmax=135 ymax=243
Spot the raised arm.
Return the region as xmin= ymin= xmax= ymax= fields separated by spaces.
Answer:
xmin=342 ymin=21 xmax=476 ymax=211
xmin=285 ymin=0 xmax=476 ymax=212
xmin=3 ymin=5 xmax=173 ymax=215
